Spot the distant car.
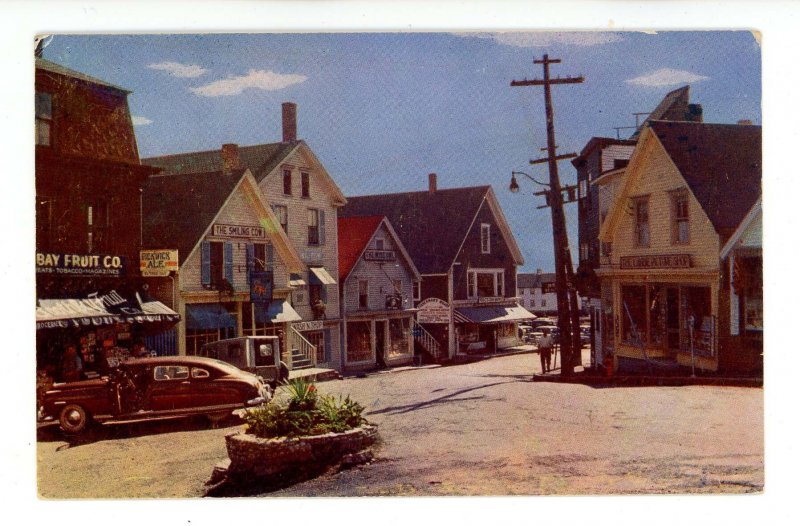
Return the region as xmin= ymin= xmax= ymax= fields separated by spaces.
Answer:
xmin=198 ymin=336 xmax=288 ymax=388
xmin=40 ymin=356 xmax=271 ymax=434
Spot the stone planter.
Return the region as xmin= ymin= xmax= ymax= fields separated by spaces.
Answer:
xmin=225 ymin=424 xmax=378 ymax=480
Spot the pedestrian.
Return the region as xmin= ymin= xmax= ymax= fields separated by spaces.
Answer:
xmin=60 ymin=344 xmax=83 ymax=382
xmin=538 ymin=329 xmax=553 ymax=374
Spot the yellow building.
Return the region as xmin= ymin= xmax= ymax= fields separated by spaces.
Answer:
xmin=596 ymin=121 xmax=761 ymax=374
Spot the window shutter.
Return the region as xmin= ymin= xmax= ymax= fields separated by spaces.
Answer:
xmin=201 ymin=241 xmax=211 ymax=286
xmin=266 ymin=243 xmax=274 ymax=269
xmin=246 ymin=243 xmax=254 ymax=277
xmin=323 ymin=328 xmax=332 ymax=362
xmin=319 ymin=209 xmax=326 ymax=244
xmin=224 ymin=242 xmax=234 ymax=284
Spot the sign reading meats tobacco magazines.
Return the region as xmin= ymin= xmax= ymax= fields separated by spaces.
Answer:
xmin=619 ymin=254 xmax=692 ymax=270
xmin=212 ymin=223 xmax=266 ymax=239
xmin=417 ymin=297 xmax=451 ymax=324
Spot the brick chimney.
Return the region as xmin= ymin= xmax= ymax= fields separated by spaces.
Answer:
xmin=428 ymin=173 xmax=437 ymax=193
xmin=282 ymin=102 xmax=297 ymax=142
xmin=737 ymin=119 xmax=753 ymax=125
xmin=221 ymin=143 xmax=241 ymax=174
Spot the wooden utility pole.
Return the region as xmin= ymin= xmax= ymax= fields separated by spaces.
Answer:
xmin=511 ymin=54 xmax=584 ymax=375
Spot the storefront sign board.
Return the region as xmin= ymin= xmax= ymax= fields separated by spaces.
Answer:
xmin=140 ymin=249 xmax=178 ymax=276
xmin=417 ymin=297 xmax=451 ymax=324
xmin=36 ymin=252 xmax=126 ymax=278
xmin=619 ymin=254 xmax=692 ymax=270
xmin=294 ymin=320 xmax=324 ymax=332
xmin=212 ymin=223 xmax=266 ymax=239
xmin=363 ymin=249 xmax=396 ymax=262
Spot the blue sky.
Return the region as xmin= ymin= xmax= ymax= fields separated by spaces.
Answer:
xmin=41 ymin=31 xmax=761 ymax=273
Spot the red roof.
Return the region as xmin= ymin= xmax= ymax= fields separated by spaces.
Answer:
xmin=337 ymin=216 xmax=385 ymax=281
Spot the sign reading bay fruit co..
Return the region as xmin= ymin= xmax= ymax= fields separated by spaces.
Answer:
xmin=417 ymin=297 xmax=451 ymax=324
xmin=620 ymin=254 xmax=692 ymax=270
xmin=212 ymin=223 xmax=266 ymax=239
xmin=36 ymin=253 xmax=127 ymax=277
xmin=140 ymin=249 xmax=178 ymax=277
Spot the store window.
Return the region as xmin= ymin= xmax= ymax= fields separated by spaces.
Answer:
xmin=633 ymin=196 xmax=650 ymax=247
xmin=272 ymin=205 xmax=288 ymax=233
xmin=742 ymin=258 xmax=763 ymax=331
xmin=388 ymin=318 xmax=411 ymax=359
xmin=36 ymin=92 xmax=52 ymax=146
xmin=621 ymin=284 xmax=647 ymax=344
xmin=346 ymin=321 xmax=372 ymax=363
xmin=672 ymin=190 xmax=690 ymax=245
xmin=301 ymin=172 xmax=310 ymax=198
xmin=283 ymin=169 xmax=292 ymax=195
xmin=648 ymin=285 xmax=666 ymax=347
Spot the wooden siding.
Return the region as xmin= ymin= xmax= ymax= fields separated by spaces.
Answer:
xmin=258 ymin=145 xmax=341 ymax=319
xmin=343 ymin=223 xmax=417 ymax=313
xmin=610 ymin=140 xmax=720 ymax=269
xmin=600 ymin=144 xmax=635 ymax=173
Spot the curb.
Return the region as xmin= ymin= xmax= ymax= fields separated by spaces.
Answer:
xmin=532 ymin=374 xmax=763 ymax=388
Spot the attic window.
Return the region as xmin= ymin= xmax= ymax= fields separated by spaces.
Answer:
xmin=481 ymin=224 xmax=491 ymax=254
xmin=301 ymin=172 xmax=310 ymax=198
xmin=283 ymin=169 xmax=292 ymax=195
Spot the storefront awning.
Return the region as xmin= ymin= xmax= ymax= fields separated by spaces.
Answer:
xmin=309 ymin=266 xmax=337 ymax=285
xmin=255 ymin=300 xmax=303 ymax=324
xmin=36 ymin=291 xmax=181 ymax=330
xmin=289 ymin=274 xmax=307 ymax=287
xmin=185 ymin=303 xmax=236 ymax=330
xmin=455 ymin=304 xmax=536 ymax=324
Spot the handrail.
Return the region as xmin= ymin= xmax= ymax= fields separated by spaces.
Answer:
xmin=412 ymin=319 xmax=441 ymax=359
xmin=289 ymin=327 xmax=317 ymax=368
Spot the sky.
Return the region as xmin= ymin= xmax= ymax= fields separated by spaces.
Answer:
xmin=40 ymin=31 xmax=761 ymax=273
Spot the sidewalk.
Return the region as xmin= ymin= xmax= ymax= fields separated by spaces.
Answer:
xmin=532 ymin=368 xmax=763 ymax=388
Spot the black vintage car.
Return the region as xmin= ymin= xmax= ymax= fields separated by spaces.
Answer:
xmin=40 ymin=356 xmax=271 ymax=434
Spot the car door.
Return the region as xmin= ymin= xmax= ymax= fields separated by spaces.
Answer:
xmin=186 ymin=366 xmax=248 ymax=408
xmin=146 ymin=363 xmax=195 ymax=411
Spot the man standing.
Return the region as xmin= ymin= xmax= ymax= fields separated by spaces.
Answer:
xmin=538 ymin=329 xmax=553 ymax=374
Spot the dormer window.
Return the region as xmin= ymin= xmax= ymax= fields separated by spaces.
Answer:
xmin=375 ymin=238 xmax=385 ymax=250
xmin=301 ymin=172 xmax=310 ymax=198
xmin=283 ymin=169 xmax=292 ymax=195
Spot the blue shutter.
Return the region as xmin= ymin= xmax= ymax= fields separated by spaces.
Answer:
xmin=266 ymin=243 xmax=274 ymax=269
xmin=224 ymin=242 xmax=234 ymax=284
xmin=201 ymin=241 xmax=211 ymax=286
xmin=319 ymin=209 xmax=326 ymax=244
xmin=323 ymin=328 xmax=332 ymax=362
xmin=246 ymin=243 xmax=254 ymax=279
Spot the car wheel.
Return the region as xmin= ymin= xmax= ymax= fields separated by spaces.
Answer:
xmin=59 ymin=404 xmax=90 ymax=434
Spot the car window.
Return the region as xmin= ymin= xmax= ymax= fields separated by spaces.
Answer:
xmin=154 ymin=365 xmax=190 ymax=381
xmin=191 ymin=368 xmax=210 ymax=379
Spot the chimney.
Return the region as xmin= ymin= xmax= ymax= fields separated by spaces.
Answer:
xmin=428 ymin=173 xmax=437 ymax=193
xmin=536 ymin=268 xmax=543 ymax=275
xmin=282 ymin=102 xmax=297 ymax=142
xmin=221 ymin=143 xmax=241 ymax=174
xmin=687 ymin=103 xmax=703 ymax=122
xmin=737 ymin=119 xmax=753 ymax=126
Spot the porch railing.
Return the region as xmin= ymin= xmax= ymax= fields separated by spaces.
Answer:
xmin=289 ymin=327 xmax=317 ymax=369
xmin=412 ymin=319 xmax=441 ymax=360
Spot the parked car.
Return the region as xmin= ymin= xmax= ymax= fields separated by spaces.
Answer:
xmin=40 ymin=356 xmax=271 ymax=434
xmin=198 ymin=336 xmax=288 ymax=388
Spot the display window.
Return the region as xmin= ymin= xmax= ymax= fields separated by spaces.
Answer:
xmin=346 ymin=321 xmax=372 ymax=363
xmin=388 ymin=318 xmax=411 ymax=359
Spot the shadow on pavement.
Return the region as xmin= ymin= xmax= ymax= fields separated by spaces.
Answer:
xmin=37 ymin=413 xmax=243 ymax=448
xmin=367 ymin=379 xmax=524 ymax=416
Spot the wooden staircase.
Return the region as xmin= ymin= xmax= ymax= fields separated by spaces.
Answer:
xmin=412 ymin=319 xmax=442 ymax=362
xmin=289 ymin=327 xmax=317 ymax=370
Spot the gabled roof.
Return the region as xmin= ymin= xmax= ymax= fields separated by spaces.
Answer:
xmin=337 ymin=216 xmax=421 ymax=282
xmin=143 ymin=140 xmax=347 ymax=205
xmin=649 ymin=120 xmax=761 ymax=241
xmin=600 ymin=121 xmax=762 ymax=245
xmin=340 ymin=185 xmax=523 ymax=274
xmin=517 ymin=272 xmax=556 ymax=289
xmin=720 ymin=197 xmax=762 ymax=259
xmin=36 ymin=57 xmax=130 ymax=93
xmin=142 ymin=168 xmax=303 ymax=271
xmin=630 ymin=85 xmax=695 ymax=139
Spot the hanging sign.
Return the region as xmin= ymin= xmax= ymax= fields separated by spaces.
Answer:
xmin=140 ymin=249 xmax=178 ymax=277
xmin=417 ymin=297 xmax=451 ymax=324
xmin=250 ymin=271 xmax=274 ymax=303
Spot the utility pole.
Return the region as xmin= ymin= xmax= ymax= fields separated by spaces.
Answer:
xmin=511 ymin=54 xmax=584 ymax=375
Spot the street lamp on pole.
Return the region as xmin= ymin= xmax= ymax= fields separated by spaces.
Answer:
xmin=510 ymin=171 xmax=550 ymax=193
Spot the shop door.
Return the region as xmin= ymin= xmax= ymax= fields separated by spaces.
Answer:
xmin=666 ymin=287 xmax=681 ymax=351
xmin=375 ymin=321 xmax=387 ymax=367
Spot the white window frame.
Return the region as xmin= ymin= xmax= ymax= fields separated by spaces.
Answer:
xmin=480 ymin=223 xmax=491 ymax=254
xmin=413 ymin=281 xmax=421 ymax=301
xmin=467 ymin=268 xmax=505 ymax=299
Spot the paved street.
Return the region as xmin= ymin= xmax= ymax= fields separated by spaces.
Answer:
xmin=37 ymin=352 xmax=763 ymax=498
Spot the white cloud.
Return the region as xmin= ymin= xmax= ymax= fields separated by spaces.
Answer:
xmin=457 ymin=31 xmax=624 ymax=48
xmin=132 ymin=115 xmax=152 ymax=126
xmin=147 ymin=61 xmax=208 ymax=78
xmin=189 ymin=69 xmax=308 ymax=97
xmin=625 ymin=68 xmax=710 ymax=87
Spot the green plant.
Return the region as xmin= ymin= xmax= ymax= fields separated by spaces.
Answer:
xmin=242 ymin=381 xmax=368 ymax=439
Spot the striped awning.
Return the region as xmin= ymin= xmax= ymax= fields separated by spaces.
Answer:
xmin=36 ymin=291 xmax=181 ymax=330
xmin=455 ymin=304 xmax=535 ymax=324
